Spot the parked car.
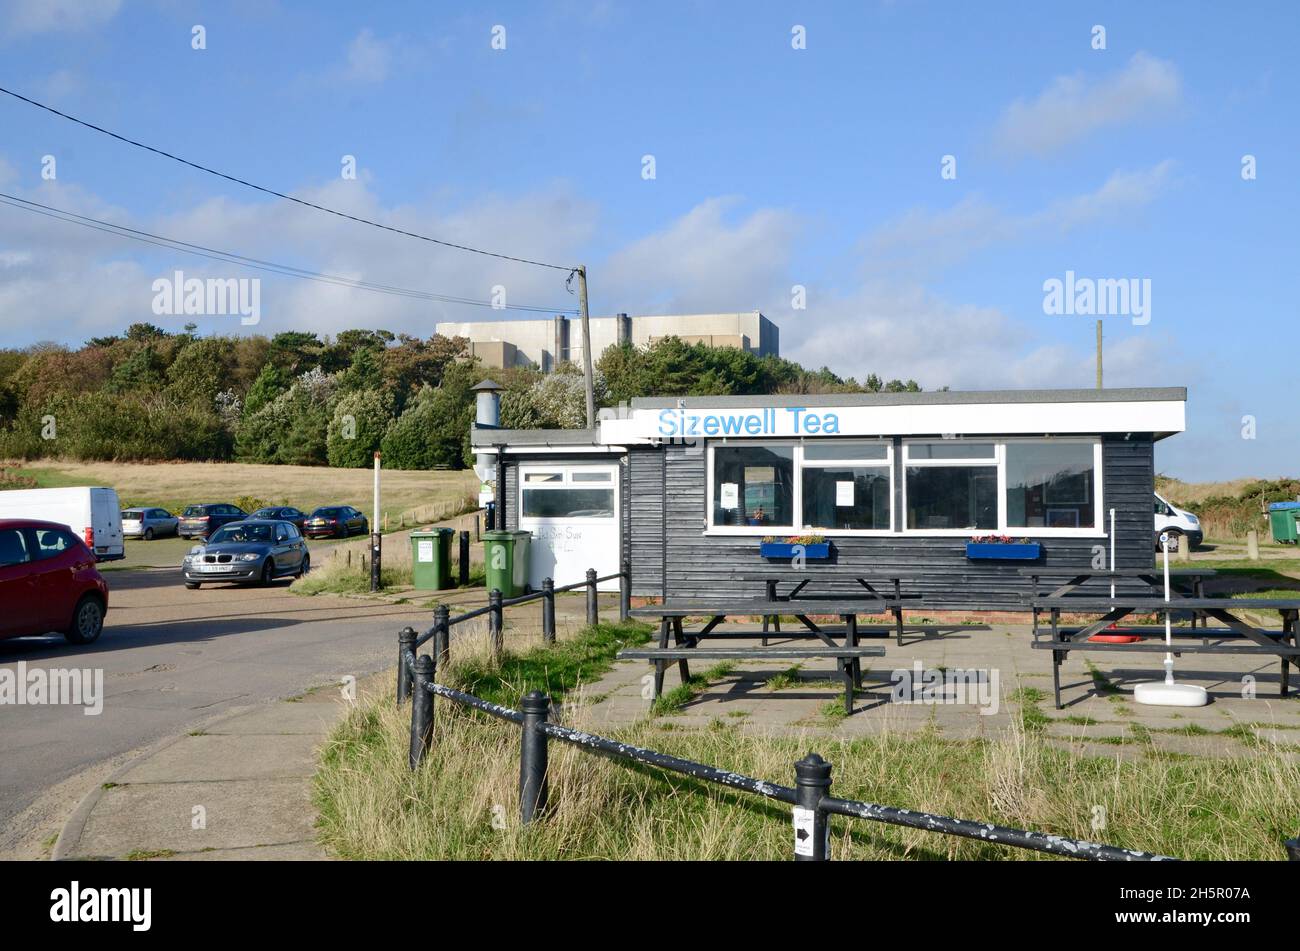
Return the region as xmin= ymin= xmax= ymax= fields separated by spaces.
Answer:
xmin=182 ymin=520 xmax=310 ymax=588
xmin=0 ymin=487 xmax=125 ymax=561
xmin=249 ymin=506 xmax=307 ymax=531
xmin=1154 ymin=492 xmax=1202 ymax=551
xmin=122 ymin=507 xmax=179 ymax=540
xmin=0 ymin=519 xmax=109 ymax=644
xmin=178 ymin=503 xmax=247 ymax=540
xmin=304 ymin=506 xmax=368 ymax=539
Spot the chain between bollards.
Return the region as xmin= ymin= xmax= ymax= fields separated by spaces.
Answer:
xmin=519 ymin=691 xmax=551 ymax=824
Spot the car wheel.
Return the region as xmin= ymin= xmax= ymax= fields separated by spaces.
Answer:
xmin=64 ymin=595 xmax=105 ymax=645
xmin=260 ymin=560 xmax=274 ymax=586
xmin=185 ymin=581 xmax=201 ymax=590
xmin=1158 ymin=529 xmax=1183 ymax=552
xmin=297 ymin=554 xmax=310 ymax=577
xmin=144 ymin=528 xmax=154 ymax=540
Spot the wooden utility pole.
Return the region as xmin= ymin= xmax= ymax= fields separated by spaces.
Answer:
xmin=1095 ymin=319 xmax=1103 ymax=389
xmin=576 ymin=265 xmax=595 ymax=429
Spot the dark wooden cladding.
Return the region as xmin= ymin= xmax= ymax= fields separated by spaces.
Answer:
xmin=626 ymin=434 xmax=1158 ymax=603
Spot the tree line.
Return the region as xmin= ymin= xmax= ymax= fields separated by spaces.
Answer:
xmin=0 ymin=322 xmax=922 ymax=469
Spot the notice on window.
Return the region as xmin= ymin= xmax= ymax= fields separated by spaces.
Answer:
xmin=835 ymin=481 xmax=855 ymax=507
xmin=720 ymin=482 xmax=739 ymax=510
xmin=417 ymin=540 xmax=434 ymax=563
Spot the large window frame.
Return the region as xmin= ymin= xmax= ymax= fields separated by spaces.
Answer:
xmin=703 ymin=436 xmax=1104 ymax=538
xmin=705 ymin=439 xmax=895 ymax=537
xmin=518 ymin=464 xmax=619 ymax=521
xmin=900 ymin=437 xmax=1103 ymax=538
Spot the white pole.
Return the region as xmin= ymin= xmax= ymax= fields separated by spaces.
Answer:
xmin=1109 ymin=508 xmax=1116 ymax=599
xmin=373 ymin=452 xmax=381 ymax=529
xmin=1162 ymin=533 xmax=1174 ymax=684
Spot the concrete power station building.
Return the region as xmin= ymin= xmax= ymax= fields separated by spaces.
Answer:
xmin=435 ymin=311 xmax=779 ymax=371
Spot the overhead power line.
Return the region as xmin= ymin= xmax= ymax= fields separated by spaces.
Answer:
xmin=0 ymin=85 xmax=575 ymax=272
xmin=0 ymin=191 xmax=579 ymax=315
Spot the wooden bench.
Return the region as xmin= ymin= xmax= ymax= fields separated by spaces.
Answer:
xmin=618 ymin=646 xmax=886 ymax=714
xmin=1031 ymin=596 xmax=1300 ymax=708
xmin=628 ymin=600 xmax=895 ymax=714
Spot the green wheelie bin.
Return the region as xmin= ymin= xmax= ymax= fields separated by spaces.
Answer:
xmin=409 ymin=528 xmax=454 ymax=590
xmin=1268 ymin=502 xmax=1300 ymax=545
xmin=483 ymin=529 xmax=531 ymax=597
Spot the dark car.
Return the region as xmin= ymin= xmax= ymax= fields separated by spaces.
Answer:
xmin=0 ymin=519 xmax=109 ymax=644
xmin=182 ymin=520 xmax=309 ymax=588
xmin=303 ymin=506 xmax=368 ymax=539
xmin=249 ymin=506 xmax=307 ymax=531
xmin=178 ymin=503 xmax=247 ymax=540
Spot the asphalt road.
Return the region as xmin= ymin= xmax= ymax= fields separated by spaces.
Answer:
xmin=0 ymin=567 xmax=433 ymax=853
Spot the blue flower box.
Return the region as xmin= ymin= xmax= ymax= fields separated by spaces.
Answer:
xmin=966 ymin=542 xmax=1041 ymax=561
xmin=760 ymin=542 xmax=830 ymax=560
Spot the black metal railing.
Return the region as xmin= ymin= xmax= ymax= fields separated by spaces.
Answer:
xmin=391 ymin=564 xmax=1300 ymax=862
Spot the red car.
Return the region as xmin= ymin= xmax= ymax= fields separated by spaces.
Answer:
xmin=0 ymin=519 xmax=110 ymax=645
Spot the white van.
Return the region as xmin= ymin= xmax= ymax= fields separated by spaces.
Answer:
xmin=1154 ymin=491 xmax=1202 ymax=551
xmin=0 ymin=486 xmax=125 ymax=561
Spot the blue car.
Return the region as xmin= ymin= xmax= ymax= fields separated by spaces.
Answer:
xmin=182 ymin=519 xmax=310 ymax=588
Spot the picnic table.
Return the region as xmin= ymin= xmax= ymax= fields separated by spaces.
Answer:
xmin=623 ymin=599 xmax=891 ymax=714
xmin=1030 ymin=595 xmax=1300 ymax=708
xmin=1020 ymin=567 xmax=1216 ymax=631
xmin=732 ymin=572 xmax=921 ymax=644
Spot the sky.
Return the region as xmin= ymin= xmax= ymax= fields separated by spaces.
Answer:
xmin=0 ymin=0 xmax=1296 ymax=480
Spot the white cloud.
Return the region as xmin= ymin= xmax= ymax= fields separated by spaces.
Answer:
xmin=1 ymin=0 xmax=122 ymax=36
xmin=993 ymin=52 xmax=1181 ymax=158
xmin=343 ymin=29 xmax=393 ymax=85
xmin=864 ymin=161 xmax=1176 ymax=275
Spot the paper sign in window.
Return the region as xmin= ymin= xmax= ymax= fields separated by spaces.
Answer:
xmin=720 ymin=483 xmax=739 ymax=510
xmin=835 ymin=481 xmax=855 ymax=507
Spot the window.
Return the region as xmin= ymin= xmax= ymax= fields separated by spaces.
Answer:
xmin=520 ymin=467 xmax=616 ymax=519
xmin=904 ymin=441 xmax=998 ymax=530
xmin=800 ymin=444 xmax=892 ymax=531
xmin=711 ymin=445 xmax=795 ymax=528
xmin=0 ymin=528 xmax=31 ymax=567
xmin=1006 ymin=442 xmax=1096 ymax=528
xmin=34 ymin=528 xmax=76 ymax=559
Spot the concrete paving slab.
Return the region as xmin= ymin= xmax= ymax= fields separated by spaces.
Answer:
xmin=206 ymin=702 xmax=344 ymax=735
xmin=117 ymin=733 xmax=320 ymax=783
xmin=70 ymin=779 xmax=318 ymax=858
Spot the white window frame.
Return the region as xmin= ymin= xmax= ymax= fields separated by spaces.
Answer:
xmin=704 ymin=439 xmax=895 ymax=537
xmin=518 ymin=464 xmax=619 ymax=522
xmin=900 ymin=436 xmax=1104 ymax=538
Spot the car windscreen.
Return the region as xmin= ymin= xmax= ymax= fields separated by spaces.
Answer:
xmin=122 ymin=510 xmax=143 ymax=519
xmin=208 ymin=524 xmax=273 ymax=544
xmin=183 ymin=506 xmax=206 ymax=517
xmin=311 ymin=508 xmax=341 ymax=517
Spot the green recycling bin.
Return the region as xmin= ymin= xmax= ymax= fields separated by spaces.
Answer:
xmin=409 ymin=528 xmax=454 ymax=590
xmin=483 ymin=529 xmax=531 ymax=597
xmin=1268 ymin=502 xmax=1300 ymax=545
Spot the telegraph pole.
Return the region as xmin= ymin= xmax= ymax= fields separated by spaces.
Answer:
xmin=1095 ymin=319 xmax=1103 ymax=389
xmin=576 ymin=265 xmax=595 ymax=428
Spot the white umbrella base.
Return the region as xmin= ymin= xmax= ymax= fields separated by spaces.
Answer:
xmin=1134 ymin=681 xmax=1209 ymax=707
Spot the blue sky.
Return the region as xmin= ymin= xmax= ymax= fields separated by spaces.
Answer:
xmin=0 ymin=0 xmax=1296 ymax=479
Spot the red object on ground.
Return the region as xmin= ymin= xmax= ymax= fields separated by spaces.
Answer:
xmin=1090 ymin=633 xmax=1142 ymax=643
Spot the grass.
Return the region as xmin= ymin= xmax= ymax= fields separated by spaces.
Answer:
xmin=315 ymin=676 xmax=1300 ymax=860
xmin=651 ymin=662 xmax=736 ymax=716
xmin=3 ymin=459 xmax=478 ymax=530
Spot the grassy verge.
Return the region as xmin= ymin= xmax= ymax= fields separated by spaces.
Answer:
xmin=315 ymin=633 xmax=1300 ymax=861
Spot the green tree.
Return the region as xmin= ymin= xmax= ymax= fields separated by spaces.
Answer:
xmin=326 ymin=389 xmax=394 ymax=467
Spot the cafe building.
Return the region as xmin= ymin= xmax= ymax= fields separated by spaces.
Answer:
xmin=470 ymin=387 xmax=1187 ymax=604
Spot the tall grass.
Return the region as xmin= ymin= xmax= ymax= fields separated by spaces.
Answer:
xmin=316 ymin=632 xmax=1300 ymax=861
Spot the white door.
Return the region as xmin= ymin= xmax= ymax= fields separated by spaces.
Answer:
xmin=518 ymin=463 xmax=620 ymax=591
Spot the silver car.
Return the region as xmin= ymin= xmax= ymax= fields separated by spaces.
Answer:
xmin=121 ymin=507 xmax=179 ymax=540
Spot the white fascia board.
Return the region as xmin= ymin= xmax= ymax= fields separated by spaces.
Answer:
xmin=599 ymin=399 xmax=1185 ymax=442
